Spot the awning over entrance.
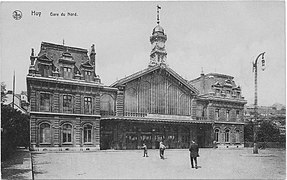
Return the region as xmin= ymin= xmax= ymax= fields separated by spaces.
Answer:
xmin=101 ymin=116 xmax=213 ymax=124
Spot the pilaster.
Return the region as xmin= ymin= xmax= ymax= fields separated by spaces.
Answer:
xmin=53 ymin=117 xmax=60 ymax=147
xmin=116 ymin=86 xmax=124 ymax=116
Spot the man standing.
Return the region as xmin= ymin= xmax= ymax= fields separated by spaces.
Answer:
xmin=159 ymin=141 xmax=166 ymax=159
xmin=189 ymin=140 xmax=199 ymax=169
xmin=142 ymin=143 xmax=148 ymax=157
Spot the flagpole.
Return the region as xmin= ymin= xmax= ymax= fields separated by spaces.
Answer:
xmin=12 ymin=70 xmax=15 ymax=108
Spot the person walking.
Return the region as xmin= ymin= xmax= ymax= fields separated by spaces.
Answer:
xmin=142 ymin=143 xmax=148 ymax=157
xmin=159 ymin=141 xmax=166 ymax=159
xmin=189 ymin=140 xmax=199 ymax=169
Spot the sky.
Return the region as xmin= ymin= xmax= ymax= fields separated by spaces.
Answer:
xmin=0 ymin=1 xmax=285 ymax=106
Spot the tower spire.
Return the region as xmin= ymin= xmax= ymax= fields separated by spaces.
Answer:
xmin=149 ymin=5 xmax=167 ymax=67
xmin=157 ymin=5 xmax=161 ymax=24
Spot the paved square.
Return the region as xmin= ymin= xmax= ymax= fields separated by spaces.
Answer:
xmin=32 ymin=148 xmax=285 ymax=179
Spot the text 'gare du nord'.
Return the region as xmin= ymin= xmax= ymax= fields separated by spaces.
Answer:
xmin=26 ymin=9 xmax=247 ymax=151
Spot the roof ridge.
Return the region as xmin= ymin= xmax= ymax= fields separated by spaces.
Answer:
xmin=41 ymin=41 xmax=88 ymax=53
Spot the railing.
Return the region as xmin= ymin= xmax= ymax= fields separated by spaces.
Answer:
xmin=124 ymin=112 xmax=147 ymax=117
xmin=209 ymin=92 xmax=244 ymax=100
xmin=196 ymin=117 xmax=208 ymax=121
xmin=100 ymin=110 xmax=116 ymax=116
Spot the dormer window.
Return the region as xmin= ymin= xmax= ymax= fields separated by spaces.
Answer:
xmin=215 ymin=89 xmax=220 ymax=96
xmin=63 ymin=67 xmax=73 ymax=79
xmin=39 ymin=64 xmax=50 ymax=77
xmin=226 ymin=90 xmax=231 ymax=97
xmin=237 ymin=92 xmax=241 ymax=98
xmin=85 ymin=71 xmax=93 ymax=82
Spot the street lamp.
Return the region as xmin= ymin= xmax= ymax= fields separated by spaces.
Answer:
xmin=252 ymin=52 xmax=266 ymax=154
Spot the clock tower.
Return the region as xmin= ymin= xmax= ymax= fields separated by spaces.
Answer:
xmin=149 ymin=5 xmax=167 ymax=67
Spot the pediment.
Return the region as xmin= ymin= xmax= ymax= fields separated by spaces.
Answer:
xmin=81 ymin=61 xmax=93 ymax=69
xmin=223 ymin=79 xmax=233 ymax=87
xmin=111 ymin=64 xmax=199 ymax=95
xmin=212 ymin=81 xmax=222 ymax=87
xmin=38 ymin=54 xmax=52 ymax=62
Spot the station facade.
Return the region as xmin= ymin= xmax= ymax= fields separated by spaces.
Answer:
xmin=27 ymin=13 xmax=246 ymax=151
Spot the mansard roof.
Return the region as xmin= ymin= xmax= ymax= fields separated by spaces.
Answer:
xmin=37 ymin=42 xmax=90 ymax=70
xmin=189 ymin=72 xmax=234 ymax=83
xmin=111 ymin=64 xmax=199 ymax=95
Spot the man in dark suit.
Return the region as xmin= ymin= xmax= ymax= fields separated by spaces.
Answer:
xmin=189 ymin=140 xmax=199 ymax=169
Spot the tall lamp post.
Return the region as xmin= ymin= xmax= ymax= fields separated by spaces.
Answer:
xmin=252 ymin=52 xmax=266 ymax=154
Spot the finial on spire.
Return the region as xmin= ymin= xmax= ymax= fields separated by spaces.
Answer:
xmin=31 ymin=48 xmax=34 ymax=56
xmin=63 ymin=39 xmax=65 ymax=46
xmin=201 ymin=67 xmax=204 ymax=76
xmin=157 ymin=5 xmax=161 ymax=24
xmin=91 ymin=44 xmax=95 ymax=53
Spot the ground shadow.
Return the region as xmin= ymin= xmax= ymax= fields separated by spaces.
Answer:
xmin=1 ymin=168 xmax=31 ymax=179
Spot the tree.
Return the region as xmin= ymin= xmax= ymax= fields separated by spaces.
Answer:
xmin=257 ymin=120 xmax=280 ymax=142
xmin=244 ymin=121 xmax=254 ymax=142
xmin=244 ymin=120 xmax=281 ymax=143
xmin=1 ymin=82 xmax=7 ymax=103
xmin=1 ymin=104 xmax=30 ymax=160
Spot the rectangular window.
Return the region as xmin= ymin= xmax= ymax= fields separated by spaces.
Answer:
xmin=62 ymin=124 xmax=72 ymax=144
xmin=40 ymin=93 xmax=51 ymax=112
xmin=63 ymin=130 xmax=72 ymax=143
xmin=235 ymin=130 xmax=240 ymax=143
xmin=40 ymin=124 xmax=51 ymax=143
xmin=202 ymin=108 xmax=205 ymax=117
xmin=215 ymin=129 xmax=219 ymax=142
xmin=215 ymin=89 xmax=220 ymax=96
xmin=226 ymin=90 xmax=231 ymax=97
xmin=237 ymin=92 xmax=240 ymax=98
xmin=84 ymin=129 xmax=92 ymax=143
xmin=215 ymin=109 xmax=220 ymax=120
xmin=236 ymin=110 xmax=240 ymax=120
xmin=84 ymin=97 xmax=92 ymax=114
xmin=85 ymin=71 xmax=92 ymax=82
xmin=226 ymin=110 xmax=230 ymax=121
xmin=63 ymin=67 xmax=72 ymax=79
xmin=40 ymin=65 xmax=50 ymax=77
xmin=63 ymin=95 xmax=73 ymax=113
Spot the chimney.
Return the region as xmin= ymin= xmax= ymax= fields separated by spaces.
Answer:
xmin=30 ymin=48 xmax=36 ymax=65
xmin=90 ymin=44 xmax=96 ymax=65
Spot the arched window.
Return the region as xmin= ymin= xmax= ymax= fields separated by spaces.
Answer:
xmin=84 ymin=124 xmax=92 ymax=144
xmin=138 ymin=81 xmax=151 ymax=114
xmin=100 ymin=94 xmax=115 ymax=116
xmin=125 ymin=88 xmax=137 ymax=114
xmin=167 ymin=85 xmax=177 ymax=115
xmin=235 ymin=129 xmax=240 ymax=143
xmin=215 ymin=129 xmax=220 ymax=142
xmin=179 ymin=94 xmax=190 ymax=115
xmin=224 ymin=129 xmax=230 ymax=143
xmin=62 ymin=124 xmax=72 ymax=144
xmin=40 ymin=123 xmax=51 ymax=144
